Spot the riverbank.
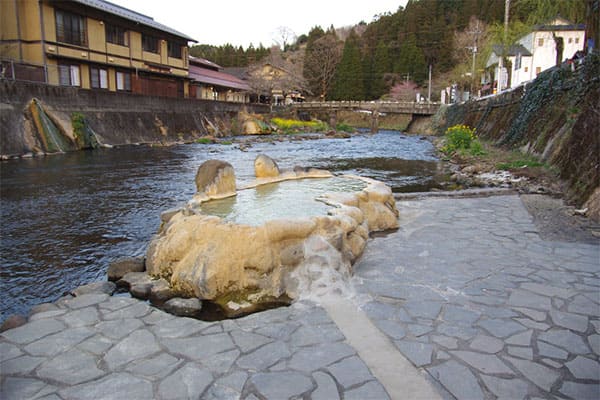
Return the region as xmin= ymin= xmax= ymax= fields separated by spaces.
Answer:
xmin=2 ymin=194 xmax=598 ymax=399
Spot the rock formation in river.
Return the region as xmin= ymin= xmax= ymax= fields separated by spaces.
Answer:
xmin=144 ymin=158 xmax=399 ymax=315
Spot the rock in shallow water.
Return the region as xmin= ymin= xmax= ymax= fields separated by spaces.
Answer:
xmin=163 ymin=298 xmax=203 ymax=317
xmin=107 ymin=257 xmax=145 ymax=281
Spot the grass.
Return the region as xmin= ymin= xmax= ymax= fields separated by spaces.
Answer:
xmin=270 ymin=117 xmax=328 ymax=133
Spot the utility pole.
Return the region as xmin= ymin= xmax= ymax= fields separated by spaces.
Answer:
xmin=427 ymin=64 xmax=432 ymax=102
xmin=466 ymin=19 xmax=483 ymax=98
xmin=498 ymin=0 xmax=510 ymax=93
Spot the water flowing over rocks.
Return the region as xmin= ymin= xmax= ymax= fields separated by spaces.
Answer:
xmin=145 ymin=157 xmax=398 ymax=316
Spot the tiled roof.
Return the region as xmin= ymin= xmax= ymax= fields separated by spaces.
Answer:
xmin=189 ymin=56 xmax=222 ymax=70
xmin=72 ymin=0 xmax=196 ymax=41
xmin=189 ymin=65 xmax=251 ymax=91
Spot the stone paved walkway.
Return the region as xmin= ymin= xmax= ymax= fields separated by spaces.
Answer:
xmin=1 ymin=194 xmax=599 ymax=399
xmin=355 ymin=195 xmax=600 ymax=399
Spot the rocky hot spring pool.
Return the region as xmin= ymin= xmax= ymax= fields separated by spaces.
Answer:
xmin=1 ymin=131 xmax=448 ymax=319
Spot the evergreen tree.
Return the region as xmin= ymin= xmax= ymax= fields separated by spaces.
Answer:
xmin=369 ymin=40 xmax=391 ymax=99
xmin=329 ymin=30 xmax=365 ymax=100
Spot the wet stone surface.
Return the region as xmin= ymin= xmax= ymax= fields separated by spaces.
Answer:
xmin=355 ymin=195 xmax=600 ymax=400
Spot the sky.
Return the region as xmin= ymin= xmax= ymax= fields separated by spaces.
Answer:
xmin=109 ymin=0 xmax=408 ymax=48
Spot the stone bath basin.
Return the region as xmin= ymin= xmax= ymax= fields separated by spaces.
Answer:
xmin=142 ymin=156 xmax=399 ymax=316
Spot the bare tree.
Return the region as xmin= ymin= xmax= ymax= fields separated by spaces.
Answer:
xmin=303 ymin=34 xmax=343 ymax=100
xmin=272 ymin=26 xmax=297 ymax=50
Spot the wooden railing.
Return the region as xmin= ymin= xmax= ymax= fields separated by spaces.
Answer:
xmin=291 ymin=100 xmax=441 ymax=115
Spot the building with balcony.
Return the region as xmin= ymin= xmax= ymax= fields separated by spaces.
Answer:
xmin=0 ymin=0 xmax=196 ymax=97
xmin=188 ymin=56 xmax=251 ymax=103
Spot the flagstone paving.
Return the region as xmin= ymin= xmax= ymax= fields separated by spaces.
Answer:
xmin=354 ymin=195 xmax=599 ymax=400
xmin=1 ymin=194 xmax=598 ymax=399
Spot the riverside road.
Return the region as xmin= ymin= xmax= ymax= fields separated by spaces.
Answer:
xmin=1 ymin=194 xmax=598 ymax=399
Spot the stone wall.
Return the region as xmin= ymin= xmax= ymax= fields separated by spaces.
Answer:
xmin=0 ymin=81 xmax=269 ymax=157
xmin=433 ymin=53 xmax=600 ymax=212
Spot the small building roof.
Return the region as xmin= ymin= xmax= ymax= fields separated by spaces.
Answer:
xmin=189 ymin=56 xmax=222 ymax=71
xmin=533 ymin=17 xmax=585 ymax=32
xmin=491 ymin=44 xmax=532 ymax=57
xmin=189 ymin=64 xmax=251 ymax=91
xmin=72 ymin=0 xmax=197 ymax=42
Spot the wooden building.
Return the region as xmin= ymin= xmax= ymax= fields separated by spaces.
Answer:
xmin=0 ymin=0 xmax=196 ymax=97
xmin=188 ymin=57 xmax=250 ymax=103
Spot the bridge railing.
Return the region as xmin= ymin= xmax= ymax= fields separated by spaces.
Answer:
xmin=291 ymin=100 xmax=440 ymax=115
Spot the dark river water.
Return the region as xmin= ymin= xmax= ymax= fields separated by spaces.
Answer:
xmin=0 ymin=131 xmax=447 ymax=319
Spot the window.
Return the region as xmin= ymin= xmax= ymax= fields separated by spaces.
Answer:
xmin=538 ymin=38 xmax=544 ymax=47
xmin=575 ymin=37 xmax=579 ymax=44
xmin=535 ymin=66 xmax=542 ymax=75
xmin=90 ymin=66 xmax=108 ymax=89
xmin=168 ymin=42 xmax=182 ymax=58
xmin=116 ymin=71 xmax=131 ymax=91
xmin=568 ymin=37 xmax=573 ymax=44
xmin=106 ymin=24 xmax=128 ymax=46
xmin=58 ymin=63 xmax=80 ymax=86
xmin=55 ymin=9 xmax=87 ymax=46
xmin=142 ymin=34 xmax=159 ymax=53
xmin=524 ymin=66 xmax=528 ymax=73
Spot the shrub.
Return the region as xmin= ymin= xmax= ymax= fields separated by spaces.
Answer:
xmin=442 ymin=124 xmax=484 ymax=156
xmin=270 ymin=117 xmax=327 ymax=133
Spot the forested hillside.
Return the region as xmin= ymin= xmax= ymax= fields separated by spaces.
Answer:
xmin=190 ymin=0 xmax=587 ymax=101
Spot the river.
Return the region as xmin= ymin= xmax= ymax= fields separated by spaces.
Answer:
xmin=0 ymin=131 xmax=447 ymax=319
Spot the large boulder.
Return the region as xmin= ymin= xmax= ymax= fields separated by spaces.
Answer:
xmin=254 ymin=154 xmax=280 ymax=178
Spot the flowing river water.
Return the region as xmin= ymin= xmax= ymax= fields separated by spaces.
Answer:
xmin=1 ymin=131 xmax=449 ymax=319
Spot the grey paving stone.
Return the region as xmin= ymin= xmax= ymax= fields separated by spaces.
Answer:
xmin=249 ymin=371 xmax=314 ymax=400
xmin=537 ymin=341 xmax=569 ymax=359
xmin=589 ymin=333 xmax=600 ymax=355
xmin=103 ymin=329 xmax=161 ymax=369
xmin=162 ymin=333 xmax=235 ymax=360
xmin=158 ymin=362 xmax=213 ymax=400
xmin=0 ymin=377 xmax=56 ymax=400
xmin=507 ymin=346 xmax=533 ymax=360
xmin=514 ymin=318 xmax=550 ymax=331
xmin=541 ymin=358 xmax=562 ymax=368
xmin=36 ymin=348 xmax=105 ymax=385
xmin=558 ymin=381 xmax=600 ymax=400
xmin=0 ymin=318 xmax=65 ymax=344
xmin=565 ymin=356 xmax=600 ymax=380
xmin=126 ymin=353 xmax=182 ymax=380
xmin=311 ymin=371 xmax=340 ymax=400
xmin=97 ymin=296 xmax=138 ymax=311
xmin=23 ymin=326 xmax=94 ymax=357
xmin=403 ymin=300 xmax=443 ymax=319
xmin=478 ymin=318 xmax=527 ymax=338
xmin=450 ymin=350 xmax=514 ymax=374
xmin=96 ymin=318 xmax=144 ymax=340
xmin=443 ymin=305 xmax=481 ymax=325
xmin=480 ymin=375 xmax=530 ymax=400
xmin=361 ymin=301 xmax=403 ymax=321
xmin=407 ymin=324 xmax=434 ymax=337
xmin=254 ymin=321 xmax=300 ymax=341
xmin=394 ymin=340 xmax=434 ymax=367
xmin=230 ymin=329 xmax=273 ymax=353
xmin=101 ymin=302 xmax=151 ymax=320
xmin=236 ymin=341 xmax=291 ymax=371
xmin=142 ymin=308 xmax=176 ymax=325
xmin=505 ymin=330 xmax=533 ymax=346
xmin=209 ymin=371 xmax=247 ymax=397
xmin=568 ymin=295 xmax=600 ymax=317
xmin=58 ymin=373 xmax=153 ymax=400
xmin=327 ymin=356 xmax=373 ymax=389
xmin=512 ymin=307 xmax=547 ymax=322
xmin=60 ymin=307 xmax=100 ymax=327
xmin=0 ymin=355 xmax=45 ymax=374
xmin=343 ymin=380 xmax=390 ymax=400
xmin=372 ymin=319 xmax=406 ymax=340
xmin=431 ymin=335 xmax=458 ymax=350
xmin=201 ymin=349 xmax=240 ymax=375
xmin=0 ymin=342 xmax=23 ymax=362
xmin=76 ymin=334 xmax=113 ymax=355
xmin=508 ymin=290 xmax=552 ymax=310
xmin=549 ymin=309 xmax=589 ymax=333
xmin=503 ymin=356 xmax=560 ymax=392
xmin=520 ymin=282 xmax=574 ymax=299
xmin=538 ymin=329 xmax=590 ymax=354
xmin=289 ymin=323 xmax=345 ymax=347
xmin=150 ymin=316 xmax=208 ymax=338
xmin=469 ymin=334 xmax=504 ymax=353
xmin=288 ymin=342 xmax=355 ymax=372
xmin=427 ymin=360 xmax=484 ymax=400
xmin=27 ymin=309 xmax=68 ymax=321
xmin=436 ymin=322 xmax=478 ymax=340
xmin=62 ymin=293 xmax=109 ymax=309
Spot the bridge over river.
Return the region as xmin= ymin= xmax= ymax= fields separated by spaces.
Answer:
xmin=291 ymin=101 xmax=441 ymax=132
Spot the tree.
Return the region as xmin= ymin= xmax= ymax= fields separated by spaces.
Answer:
xmin=303 ymin=34 xmax=342 ymax=99
xmin=329 ymin=30 xmax=365 ymax=100
xmin=368 ymin=40 xmax=392 ymax=99
xmin=273 ymin=26 xmax=297 ymax=51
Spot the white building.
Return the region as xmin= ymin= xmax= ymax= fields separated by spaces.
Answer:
xmin=486 ymin=18 xmax=585 ymax=91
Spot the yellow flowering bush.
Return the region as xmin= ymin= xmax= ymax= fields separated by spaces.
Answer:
xmin=442 ymin=124 xmax=484 ymax=155
xmin=271 ymin=118 xmax=327 ymax=133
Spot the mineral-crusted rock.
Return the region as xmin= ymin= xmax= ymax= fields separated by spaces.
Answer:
xmin=163 ymin=298 xmax=203 ymax=317
xmin=194 ymin=160 xmax=236 ymax=200
xmin=254 ymin=154 xmax=280 ymax=178
xmin=145 ymin=176 xmax=398 ymax=306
